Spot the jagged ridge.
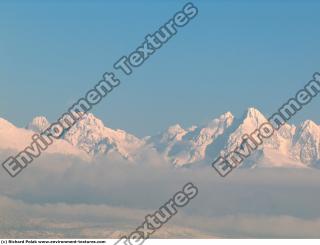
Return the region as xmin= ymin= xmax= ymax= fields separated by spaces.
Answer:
xmin=0 ymin=108 xmax=319 ymax=168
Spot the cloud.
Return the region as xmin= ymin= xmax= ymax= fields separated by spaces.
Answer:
xmin=0 ymin=194 xmax=213 ymax=238
xmin=1 ymin=151 xmax=320 ymax=237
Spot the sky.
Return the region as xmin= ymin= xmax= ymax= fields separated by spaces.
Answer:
xmin=1 ymin=0 xmax=320 ymax=137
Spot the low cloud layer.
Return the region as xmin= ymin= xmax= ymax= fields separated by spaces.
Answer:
xmin=1 ymin=150 xmax=320 ymax=238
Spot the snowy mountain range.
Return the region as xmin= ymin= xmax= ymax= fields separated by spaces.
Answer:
xmin=0 ymin=107 xmax=319 ymax=169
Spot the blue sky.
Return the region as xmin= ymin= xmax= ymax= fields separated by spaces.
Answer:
xmin=1 ymin=0 xmax=320 ymax=136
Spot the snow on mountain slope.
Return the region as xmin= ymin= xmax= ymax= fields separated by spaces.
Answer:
xmin=1 ymin=107 xmax=320 ymax=169
xmin=63 ymin=113 xmax=144 ymax=160
xmin=146 ymin=112 xmax=234 ymax=166
xmin=205 ymin=107 xmax=304 ymax=168
xmin=26 ymin=116 xmax=50 ymax=133
xmin=291 ymin=120 xmax=320 ymax=167
xmin=223 ymin=108 xmax=269 ymax=155
xmin=0 ymin=117 xmax=88 ymax=159
xmin=144 ymin=124 xmax=191 ymax=159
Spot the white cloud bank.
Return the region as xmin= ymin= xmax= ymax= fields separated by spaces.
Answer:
xmin=1 ymin=150 xmax=320 ymax=238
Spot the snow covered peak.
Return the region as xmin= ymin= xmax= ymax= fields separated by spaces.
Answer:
xmin=167 ymin=124 xmax=184 ymax=133
xmin=63 ymin=113 xmax=143 ymax=159
xmin=162 ymin=124 xmax=187 ymax=141
xmin=74 ymin=113 xmax=105 ymax=132
xmin=63 ymin=113 xmax=108 ymax=151
xmin=222 ymin=111 xmax=233 ymax=120
xmin=27 ymin=116 xmax=50 ymax=133
xmin=1 ymin=107 xmax=320 ymax=169
xmin=301 ymin=120 xmax=319 ymax=132
xmin=0 ymin=118 xmax=16 ymax=130
xmin=207 ymin=112 xmax=234 ymax=129
xmin=0 ymin=116 xmax=88 ymax=160
xmin=238 ymin=107 xmax=268 ymax=131
xmin=237 ymin=107 xmax=265 ymax=128
xmin=244 ymin=107 xmax=266 ymax=121
xmin=152 ymin=111 xmax=236 ymax=166
xmin=291 ymin=120 xmax=320 ymax=165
